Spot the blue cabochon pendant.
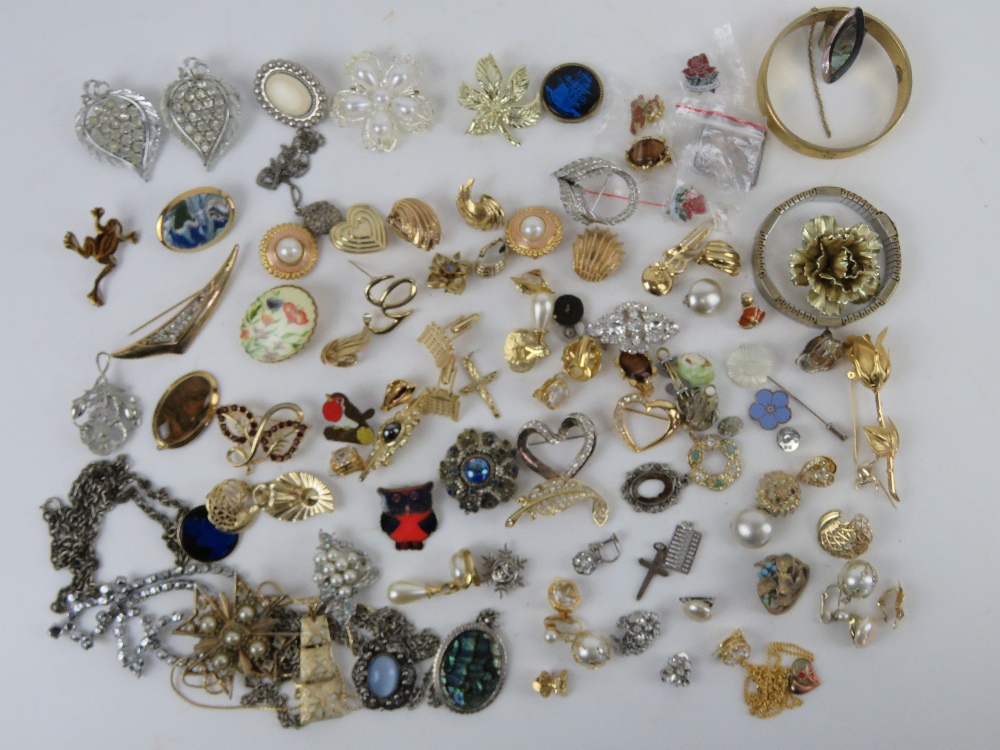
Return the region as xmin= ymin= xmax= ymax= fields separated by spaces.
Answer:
xmin=541 ymin=63 xmax=603 ymax=123
xmin=162 ymin=58 xmax=241 ymax=170
xmin=75 ymin=80 xmax=161 ymax=181
xmin=156 ymin=187 xmax=235 ymax=252
xmin=430 ymin=609 xmax=507 ymax=714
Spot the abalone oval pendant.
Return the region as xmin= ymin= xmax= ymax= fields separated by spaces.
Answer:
xmin=431 ymin=610 xmax=507 ymax=713
xmin=254 ymin=59 xmax=328 ymax=128
xmin=75 ymin=80 xmax=162 ymax=181
xmin=162 ymin=58 xmax=241 ymax=170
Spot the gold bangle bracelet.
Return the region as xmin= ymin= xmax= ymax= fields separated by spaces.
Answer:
xmin=757 ymin=7 xmax=912 ymax=159
xmin=752 ymin=186 xmax=900 ymax=327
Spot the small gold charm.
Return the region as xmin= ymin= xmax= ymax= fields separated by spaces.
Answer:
xmin=387 ymin=198 xmax=441 ymax=251
xmin=320 ymin=328 xmax=372 ymax=367
xmin=533 ymin=670 xmax=568 ymax=697
xmin=64 ymin=207 xmax=139 ymax=306
xmin=426 ymin=252 xmax=472 ymax=294
xmin=329 ymin=446 xmax=364 ymax=476
xmin=817 ymin=509 xmax=873 ymax=559
xmin=381 ymin=380 xmax=417 ymax=411
xmin=511 ymin=269 xmax=553 ymax=295
xmin=459 ymin=354 xmax=500 ymax=418
xmin=505 ymin=329 xmax=550 ymax=372
xmin=562 ymin=335 xmax=602 ymax=381
xmin=534 ymin=374 xmax=571 ymax=410
xmin=456 ymin=178 xmax=505 ymax=230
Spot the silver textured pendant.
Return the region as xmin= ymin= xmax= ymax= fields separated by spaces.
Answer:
xmin=162 ymin=58 xmax=241 ymax=170
xmin=75 ymin=80 xmax=161 ymax=181
xmin=71 ymin=353 xmax=141 ymax=455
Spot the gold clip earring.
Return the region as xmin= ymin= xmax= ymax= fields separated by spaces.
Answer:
xmin=320 ymin=328 xmax=372 ymax=367
xmin=877 ymin=582 xmax=905 ymax=629
xmin=386 ymin=549 xmax=480 ymax=604
xmin=543 ymin=579 xmax=611 ymax=669
xmin=505 ymin=270 xmax=555 ymax=372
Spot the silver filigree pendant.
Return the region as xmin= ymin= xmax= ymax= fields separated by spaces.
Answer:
xmin=162 ymin=58 xmax=241 ymax=170
xmin=71 ymin=353 xmax=141 ymax=456
xmin=75 ymin=80 xmax=161 ymax=181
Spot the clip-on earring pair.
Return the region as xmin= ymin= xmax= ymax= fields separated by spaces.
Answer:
xmin=641 ymin=224 xmax=740 ymax=296
xmin=543 ymin=579 xmax=611 ymax=669
xmin=820 ymin=559 xmax=904 ymax=647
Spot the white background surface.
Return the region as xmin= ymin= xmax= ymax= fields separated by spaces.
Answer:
xmin=2 ymin=1 xmax=997 ymax=747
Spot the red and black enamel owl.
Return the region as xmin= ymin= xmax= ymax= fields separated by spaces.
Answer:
xmin=377 ymin=482 xmax=438 ymax=550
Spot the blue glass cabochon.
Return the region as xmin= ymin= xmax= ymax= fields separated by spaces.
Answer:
xmin=542 ymin=64 xmax=602 ymax=121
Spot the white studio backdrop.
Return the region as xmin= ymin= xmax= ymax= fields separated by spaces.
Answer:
xmin=2 ymin=1 xmax=997 ymax=748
